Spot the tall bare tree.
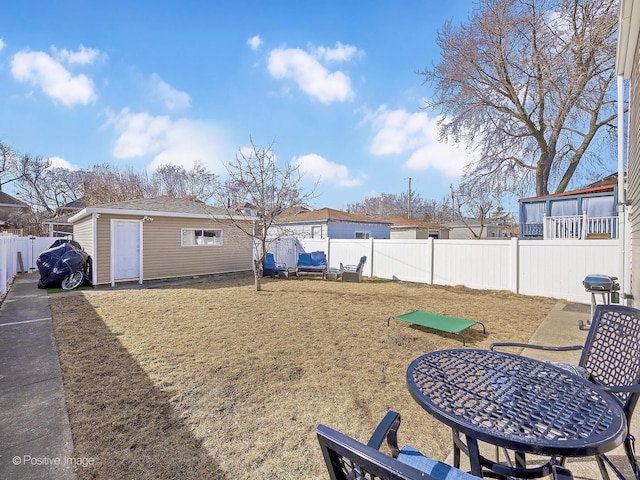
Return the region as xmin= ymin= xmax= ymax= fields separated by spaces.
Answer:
xmin=422 ymin=0 xmax=619 ymax=197
xmin=216 ymin=137 xmax=316 ymax=291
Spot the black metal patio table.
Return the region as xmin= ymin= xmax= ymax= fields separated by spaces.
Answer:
xmin=407 ymin=349 xmax=628 ymax=478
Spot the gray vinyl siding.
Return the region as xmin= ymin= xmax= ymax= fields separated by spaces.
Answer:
xmin=91 ymin=214 xmax=253 ymax=285
xmin=629 ymin=36 xmax=640 ymax=308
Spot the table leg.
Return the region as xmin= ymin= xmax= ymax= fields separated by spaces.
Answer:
xmin=466 ymin=437 xmax=484 ymax=477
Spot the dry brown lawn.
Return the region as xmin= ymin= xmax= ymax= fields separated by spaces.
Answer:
xmin=50 ymin=274 xmax=558 ymax=479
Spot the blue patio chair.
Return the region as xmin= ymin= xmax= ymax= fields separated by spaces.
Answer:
xmin=262 ymin=253 xmax=286 ymax=278
xmin=317 ymin=410 xmax=574 ymax=480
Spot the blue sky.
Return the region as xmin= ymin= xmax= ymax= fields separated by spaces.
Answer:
xmin=1 ymin=1 xmax=478 ymax=210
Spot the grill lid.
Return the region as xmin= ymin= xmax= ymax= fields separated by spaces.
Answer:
xmin=583 ymin=274 xmax=619 ymax=292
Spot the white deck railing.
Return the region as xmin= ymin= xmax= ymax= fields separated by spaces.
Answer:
xmin=543 ymin=215 xmax=617 ymax=240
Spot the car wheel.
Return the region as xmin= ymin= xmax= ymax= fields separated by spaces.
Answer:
xmin=61 ymin=271 xmax=85 ymax=291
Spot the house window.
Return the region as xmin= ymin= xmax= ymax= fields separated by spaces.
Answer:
xmin=355 ymin=231 xmax=370 ymax=239
xmin=311 ymin=226 xmax=322 ymax=238
xmin=181 ymin=228 xmax=223 ymax=246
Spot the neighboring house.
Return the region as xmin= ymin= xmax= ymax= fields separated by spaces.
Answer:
xmin=618 ymin=0 xmax=640 ymax=308
xmin=43 ymin=198 xmax=88 ymax=237
xmin=386 ymin=217 xmax=450 ymax=239
xmin=68 ymin=196 xmax=254 ymax=286
xmin=519 ymin=174 xmax=621 ymax=240
xmin=273 ymin=207 xmax=391 ymax=239
xmin=233 ymin=202 xmax=259 ymax=216
xmin=0 ymin=191 xmax=30 ymax=231
xmin=447 ymin=218 xmax=513 ymax=239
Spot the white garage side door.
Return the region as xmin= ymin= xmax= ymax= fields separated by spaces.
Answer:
xmin=112 ymin=220 xmax=141 ymax=283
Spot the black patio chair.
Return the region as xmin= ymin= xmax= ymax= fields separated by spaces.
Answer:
xmin=317 ymin=410 xmax=574 ymax=480
xmin=488 ymin=304 xmax=640 ymax=480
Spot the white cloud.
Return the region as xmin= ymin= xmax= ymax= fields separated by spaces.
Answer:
xmin=366 ymin=105 xmax=470 ymax=177
xmin=0 ymin=39 xmax=5 ymax=53
xmin=149 ymin=73 xmax=191 ymax=110
xmin=108 ymin=108 xmax=228 ymax=173
xmin=267 ymin=43 xmax=359 ymax=103
xmin=313 ymin=41 xmax=362 ymax=63
xmin=294 ymin=153 xmax=365 ymax=187
xmin=52 ymin=44 xmax=103 ymax=65
xmin=247 ymin=35 xmax=263 ymax=51
xmin=11 ymin=50 xmax=97 ymax=106
xmin=48 ymin=156 xmax=78 ymax=170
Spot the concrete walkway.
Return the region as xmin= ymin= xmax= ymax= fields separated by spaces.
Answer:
xmin=0 ymin=273 xmax=75 ymax=480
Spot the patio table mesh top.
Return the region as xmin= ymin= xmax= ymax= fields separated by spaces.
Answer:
xmin=407 ymin=349 xmax=627 ymax=456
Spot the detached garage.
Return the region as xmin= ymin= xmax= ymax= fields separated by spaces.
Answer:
xmin=68 ymin=196 xmax=254 ymax=286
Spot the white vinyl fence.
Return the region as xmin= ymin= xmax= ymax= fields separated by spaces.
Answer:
xmin=0 ymin=236 xmax=20 ymax=295
xmin=0 ymin=236 xmax=61 ymax=295
xmin=267 ymin=237 xmax=621 ymax=304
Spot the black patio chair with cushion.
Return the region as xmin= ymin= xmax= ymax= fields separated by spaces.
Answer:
xmin=317 ymin=410 xmax=574 ymax=480
xmin=488 ymin=304 xmax=640 ymax=480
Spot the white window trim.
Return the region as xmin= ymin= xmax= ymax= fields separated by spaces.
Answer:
xmin=181 ymin=228 xmax=223 ymax=246
xmin=355 ymin=231 xmax=371 ymax=239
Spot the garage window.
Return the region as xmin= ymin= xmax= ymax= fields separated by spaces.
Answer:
xmin=181 ymin=228 xmax=223 ymax=246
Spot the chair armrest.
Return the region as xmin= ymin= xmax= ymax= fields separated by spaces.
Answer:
xmin=366 ymin=410 xmax=401 ymax=458
xmin=552 ymin=465 xmax=573 ymax=480
xmin=600 ymin=384 xmax=640 ymax=393
xmin=491 ymin=342 xmax=583 ymax=352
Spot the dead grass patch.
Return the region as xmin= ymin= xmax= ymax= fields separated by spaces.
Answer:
xmin=50 ymin=275 xmax=557 ymax=479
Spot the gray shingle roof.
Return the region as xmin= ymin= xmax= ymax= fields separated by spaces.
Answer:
xmin=69 ymin=196 xmax=238 ymax=223
xmin=89 ymin=196 xmax=227 ymax=215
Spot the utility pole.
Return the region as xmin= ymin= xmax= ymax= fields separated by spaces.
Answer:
xmin=407 ymin=177 xmax=412 ymax=219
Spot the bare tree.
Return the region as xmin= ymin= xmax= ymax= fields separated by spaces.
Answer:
xmin=422 ymin=0 xmax=619 ymax=197
xmin=346 ymin=192 xmax=446 ymax=221
xmin=0 ymin=139 xmax=25 ymax=191
xmin=151 ymin=161 xmax=217 ymax=202
xmin=216 ymin=137 xmax=316 ymax=291
xmin=13 ymin=155 xmax=89 ymax=216
xmin=82 ymin=164 xmax=154 ymax=204
xmin=450 ymin=182 xmax=497 ymax=239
